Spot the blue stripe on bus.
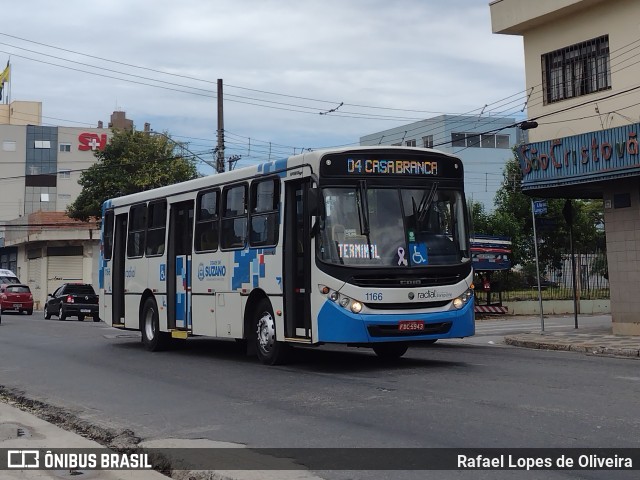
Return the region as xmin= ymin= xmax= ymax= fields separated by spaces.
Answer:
xmin=316 ymin=299 xmax=475 ymax=343
xmin=233 ymin=250 xmax=268 ymax=290
xmin=258 ymin=158 xmax=288 ymax=177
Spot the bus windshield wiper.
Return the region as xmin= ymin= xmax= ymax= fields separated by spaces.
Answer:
xmin=357 ymin=180 xmax=374 ymax=258
xmin=357 ymin=180 xmax=371 ymax=237
xmin=417 ymin=182 xmax=438 ymax=227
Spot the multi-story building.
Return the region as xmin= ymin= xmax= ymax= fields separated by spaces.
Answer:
xmin=490 ymin=0 xmax=640 ymax=334
xmin=360 ymin=115 xmax=523 ymax=211
xmin=0 ymin=101 xmax=132 ymax=308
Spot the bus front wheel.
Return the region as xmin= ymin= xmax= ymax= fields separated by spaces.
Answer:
xmin=141 ymin=297 xmax=169 ymax=351
xmin=372 ymin=342 xmax=409 ymax=360
xmin=254 ymin=299 xmax=288 ymax=365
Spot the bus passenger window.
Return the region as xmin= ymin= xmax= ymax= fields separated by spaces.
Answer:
xmin=221 ymin=185 xmax=247 ymax=249
xmin=249 ymin=178 xmax=280 ymax=248
xmin=195 ymin=189 xmax=220 ymax=252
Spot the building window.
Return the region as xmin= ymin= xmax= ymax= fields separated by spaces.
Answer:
xmin=496 ymin=135 xmax=510 ymax=149
xmin=542 ymin=35 xmax=611 ymax=104
xmin=451 ymin=132 xmax=511 ymax=149
xmin=405 ymin=139 xmax=416 ymax=147
xmin=58 ymin=170 xmax=71 ymax=179
xmin=422 ymin=135 xmax=433 ymax=148
xmin=466 ymin=134 xmax=481 ymax=148
xmin=34 ymin=140 xmax=51 ymax=149
xmin=481 ymin=134 xmax=496 ymax=149
xmin=451 ymin=133 xmax=466 ymax=147
xmin=59 ymin=143 xmax=71 ymax=152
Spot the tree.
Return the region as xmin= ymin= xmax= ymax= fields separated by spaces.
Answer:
xmin=468 ymin=200 xmax=492 ymax=235
xmin=67 ymin=129 xmax=199 ymax=222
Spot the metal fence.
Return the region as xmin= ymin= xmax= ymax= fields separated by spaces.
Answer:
xmin=484 ymin=251 xmax=609 ymax=301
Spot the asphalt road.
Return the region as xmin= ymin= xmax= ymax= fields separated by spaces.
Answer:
xmin=0 ymin=312 xmax=638 ymax=480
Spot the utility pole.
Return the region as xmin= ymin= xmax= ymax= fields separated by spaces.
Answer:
xmin=216 ymin=79 xmax=225 ymax=173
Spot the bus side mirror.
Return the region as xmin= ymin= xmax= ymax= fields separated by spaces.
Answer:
xmin=307 ymin=187 xmax=320 ymax=217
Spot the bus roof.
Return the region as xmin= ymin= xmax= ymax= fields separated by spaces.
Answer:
xmin=103 ymin=146 xmax=459 ymax=209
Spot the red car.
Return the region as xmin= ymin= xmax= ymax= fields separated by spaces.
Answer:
xmin=0 ymin=284 xmax=34 ymax=315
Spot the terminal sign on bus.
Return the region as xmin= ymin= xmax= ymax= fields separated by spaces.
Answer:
xmin=347 ymin=158 xmax=438 ymax=176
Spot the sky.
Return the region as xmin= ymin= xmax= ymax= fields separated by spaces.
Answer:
xmin=3 ymin=0 xmax=525 ymax=174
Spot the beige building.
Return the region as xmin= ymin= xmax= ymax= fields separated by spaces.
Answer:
xmin=491 ymin=0 xmax=640 ymax=334
xmin=0 ymin=102 xmax=133 ymax=308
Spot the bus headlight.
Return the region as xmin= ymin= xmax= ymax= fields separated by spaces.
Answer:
xmin=319 ymin=285 xmax=363 ymax=314
xmin=452 ymin=288 xmax=473 ymax=310
xmin=350 ymin=301 xmax=363 ymax=314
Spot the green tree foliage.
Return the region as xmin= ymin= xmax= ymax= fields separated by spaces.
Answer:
xmin=67 ymin=129 xmax=199 ymax=222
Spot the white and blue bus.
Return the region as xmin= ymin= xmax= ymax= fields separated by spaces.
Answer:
xmin=100 ymin=146 xmax=474 ymax=364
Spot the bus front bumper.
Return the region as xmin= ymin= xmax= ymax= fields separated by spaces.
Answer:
xmin=316 ymin=299 xmax=475 ymax=344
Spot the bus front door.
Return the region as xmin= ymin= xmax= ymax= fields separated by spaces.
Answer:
xmin=283 ymin=179 xmax=311 ymax=340
xmin=167 ymin=201 xmax=194 ymax=332
xmin=112 ymin=213 xmax=127 ymax=326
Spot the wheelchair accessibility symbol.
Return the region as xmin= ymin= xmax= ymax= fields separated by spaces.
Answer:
xmin=409 ymin=243 xmax=428 ymax=265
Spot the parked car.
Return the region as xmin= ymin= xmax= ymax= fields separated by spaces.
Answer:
xmin=0 ymin=283 xmax=33 ymax=315
xmin=44 ymin=283 xmax=100 ymax=322
xmin=0 ymin=268 xmax=20 ymax=285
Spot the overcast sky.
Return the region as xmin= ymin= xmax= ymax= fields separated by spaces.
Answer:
xmin=4 ymin=0 xmax=524 ymax=173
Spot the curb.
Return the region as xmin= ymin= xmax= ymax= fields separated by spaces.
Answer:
xmin=504 ymin=337 xmax=640 ymax=358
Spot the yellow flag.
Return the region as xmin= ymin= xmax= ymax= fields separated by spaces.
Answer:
xmin=0 ymin=63 xmax=10 ymax=84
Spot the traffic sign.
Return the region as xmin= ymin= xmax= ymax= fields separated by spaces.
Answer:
xmin=533 ymin=200 xmax=547 ymax=215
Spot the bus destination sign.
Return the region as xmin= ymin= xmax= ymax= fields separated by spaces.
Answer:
xmin=346 ymin=158 xmax=438 ymax=176
xmin=320 ymin=151 xmax=463 ymax=178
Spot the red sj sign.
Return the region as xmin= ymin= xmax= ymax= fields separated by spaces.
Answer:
xmin=78 ymin=133 xmax=108 ymax=151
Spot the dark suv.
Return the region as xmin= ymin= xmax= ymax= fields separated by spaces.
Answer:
xmin=44 ymin=283 xmax=100 ymax=322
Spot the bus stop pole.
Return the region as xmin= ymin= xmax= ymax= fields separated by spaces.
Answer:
xmin=531 ymin=199 xmax=544 ymax=332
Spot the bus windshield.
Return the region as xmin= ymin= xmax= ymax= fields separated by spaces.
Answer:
xmin=318 ymin=186 xmax=469 ymax=267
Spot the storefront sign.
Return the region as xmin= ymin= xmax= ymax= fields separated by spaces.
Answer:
xmin=516 ymin=122 xmax=640 ymax=190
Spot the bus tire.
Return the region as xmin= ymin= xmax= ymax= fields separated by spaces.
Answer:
xmin=141 ymin=297 xmax=169 ymax=352
xmin=254 ymin=298 xmax=288 ymax=365
xmin=372 ymin=342 xmax=409 ymax=360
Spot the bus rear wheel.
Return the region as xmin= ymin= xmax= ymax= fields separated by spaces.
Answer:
xmin=141 ymin=297 xmax=169 ymax=351
xmin=254 ymin=299 xmax=288 ymax=365
xmin=372 ymin=342 xmax=409 ymax=360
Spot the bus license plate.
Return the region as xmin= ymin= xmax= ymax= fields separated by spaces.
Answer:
xmin=398 ymin=320 xmax=424 ymax=331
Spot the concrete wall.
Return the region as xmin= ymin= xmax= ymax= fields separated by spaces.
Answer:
xmin=504 ymin=299 xmax=610 ymax=315
xmin=0 ymin=126 xmax=27 ymax=221
xmin=603 ymin=179 xmax=640 ymax=334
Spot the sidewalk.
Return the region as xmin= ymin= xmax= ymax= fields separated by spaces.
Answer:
xmin=0 ymin=400 xmax=168 ymax=479
xmin=0 ymin=399 xmax=323 ymax=480
xmin=504 ymin=325 xmax=640 ymax=358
